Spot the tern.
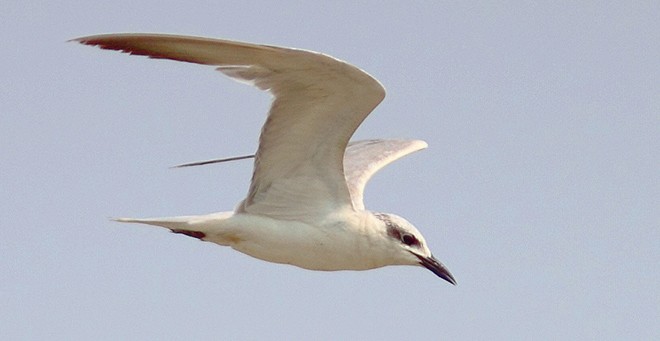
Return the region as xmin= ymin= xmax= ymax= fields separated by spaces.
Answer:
xmin=75 ymin=34 xmax=456 ymax=285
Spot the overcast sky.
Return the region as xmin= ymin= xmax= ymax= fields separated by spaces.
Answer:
xmin=2 ymin=1 xmax=658 ymax=340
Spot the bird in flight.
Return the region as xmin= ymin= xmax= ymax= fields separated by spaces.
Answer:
xmin=75 ymin=33 xmax=456 ymax=285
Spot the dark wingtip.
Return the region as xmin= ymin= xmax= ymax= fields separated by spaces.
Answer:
xmin=171 ymin=154 xmax=255 ymax=168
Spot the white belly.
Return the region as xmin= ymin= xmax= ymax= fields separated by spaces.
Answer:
xmin=214 ymin=212 xmax=386 ymax=271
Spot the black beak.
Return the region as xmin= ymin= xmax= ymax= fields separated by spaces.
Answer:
xmin=413 ymin=253 xmax=456 ymax=285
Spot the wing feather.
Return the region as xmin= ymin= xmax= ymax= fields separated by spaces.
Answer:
xmin=344 ymin=139 xmax=428 ymax=210
xmin=76 ymin=34 xmax=385 ymax=220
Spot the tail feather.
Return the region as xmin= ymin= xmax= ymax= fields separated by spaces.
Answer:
xmin=113 ymin=212 xmax=233 ymax=241
xmin=113 ymin=216 xmax=198 ymax=230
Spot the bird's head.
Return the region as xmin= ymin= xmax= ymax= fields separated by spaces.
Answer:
xmin=373 ymin=213 xmax=456 ymax=285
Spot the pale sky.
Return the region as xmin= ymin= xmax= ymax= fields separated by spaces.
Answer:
xmin=2 ymin=1 xmax=658 ymax=340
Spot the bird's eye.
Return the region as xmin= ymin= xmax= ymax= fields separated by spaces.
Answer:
xmin=401 ymin=234 xmax=418 ymax=246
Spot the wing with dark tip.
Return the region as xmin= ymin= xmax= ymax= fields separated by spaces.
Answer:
xmin=75 ymin=33 xmax=385 ymax=221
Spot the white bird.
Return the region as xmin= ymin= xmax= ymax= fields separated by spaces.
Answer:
xmin=75 ymin=33 xmax=456 ymax=285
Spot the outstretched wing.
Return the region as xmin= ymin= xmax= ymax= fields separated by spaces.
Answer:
xmin=76 ymin=34 xmax=385 ymax=221
xmin=343 ymin=139 xmax=428 ymax=210
xmin=170 ymin=139 xmax=428 ymax=211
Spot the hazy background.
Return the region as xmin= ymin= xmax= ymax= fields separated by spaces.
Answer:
xmin=2 ymin=1 xmax=658 ymax=340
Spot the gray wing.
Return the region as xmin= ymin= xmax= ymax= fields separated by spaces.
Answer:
xmin=76 ymin=34 xmax=385 ymax=221
xmin=343 ymin=139 xmax=428 ymax=210
xmin=171 ymin=139 xmax=428 ymax=212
